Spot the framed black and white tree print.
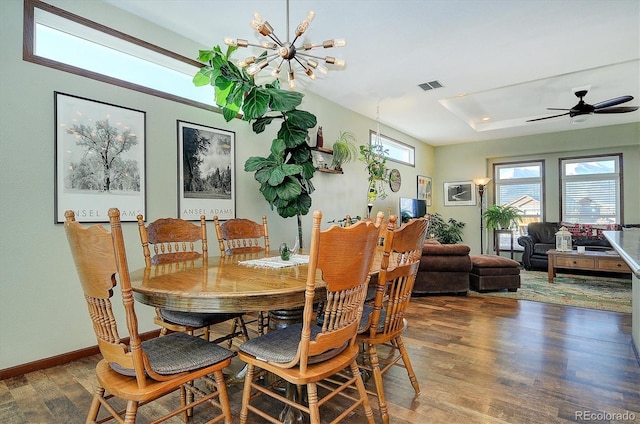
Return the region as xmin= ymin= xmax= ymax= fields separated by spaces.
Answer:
xmin=54 ymin=92 xmax=146 ymax=223
xmin=178 ymin=120 xmax=236 ymax=220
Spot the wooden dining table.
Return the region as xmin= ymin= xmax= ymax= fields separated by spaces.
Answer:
xmin=130 ymin=249 xmax=384 ymax=320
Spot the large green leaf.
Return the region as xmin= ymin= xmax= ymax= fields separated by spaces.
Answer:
xmin=276 ymin=176 xmax=303 ymax=200
xmin=281 ymin=163 xmax=303 ymax=176
xmin=285 ymin=109 xmax=317 ymax=130
xmin=243 ymin=87 xmax=270 ymax=120
xmin=278 ymin=120 xmax=309 ymax=148
xmin=267 ymin=166 xmax=286 ymax=186
xmin=260 ymin=183 xmax=278 ymax=202
xmin=268 ymin=89 xmax=303 ymax=111
xmin=244 ymin=155 xmax=276 ymax=172
xmin=270 ymin=138 xmax=286 ymax=158
xmin=193 ymin=67 xmax=214 ymax=86
xmin=253 ymin=116 xmax=278 ymax=133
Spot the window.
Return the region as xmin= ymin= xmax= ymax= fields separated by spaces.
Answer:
xmin=560 ymin=154 xmax=622 ymax=224
xmin=493 ymin=161 xmax=544 ymax=248
xmin=24 ymin=0 xmax=214 ymax=109
xmin=369 ymin=130 xmax=414 ymax=166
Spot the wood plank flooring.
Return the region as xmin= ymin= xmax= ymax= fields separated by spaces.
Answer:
xmin=1 ymin=294 xmax=639 ymax=423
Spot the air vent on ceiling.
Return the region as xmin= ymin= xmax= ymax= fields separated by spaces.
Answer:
xmin=419 ymin=80 xmax=443 ymax=91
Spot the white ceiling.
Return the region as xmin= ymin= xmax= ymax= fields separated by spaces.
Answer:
xmin=103 ymin=0 xmax=640 ymax=146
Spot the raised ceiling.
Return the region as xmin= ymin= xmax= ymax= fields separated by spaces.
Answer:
xmin=103 ymin=0 xmax=640 ymax=146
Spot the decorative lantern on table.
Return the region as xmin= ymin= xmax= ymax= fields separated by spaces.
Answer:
xmin=555 ymin=226 xmax=572 ymax=252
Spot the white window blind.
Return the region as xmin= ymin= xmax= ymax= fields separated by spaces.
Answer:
xmin=561 ymin=155 xmax=621 ymax=224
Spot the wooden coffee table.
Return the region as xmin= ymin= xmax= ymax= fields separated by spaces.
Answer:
xmin=547 ymin=249 xmax=632 ymax=283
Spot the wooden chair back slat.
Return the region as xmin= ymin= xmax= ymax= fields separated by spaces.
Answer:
xmin=137 ymin=215 xmax=207 ymax=266
xmin=213 ymin=216 xmax=269 ymax=256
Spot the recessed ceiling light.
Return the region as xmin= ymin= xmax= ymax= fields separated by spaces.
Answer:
xmin=482 ymin=117 xmax=491 ymax=121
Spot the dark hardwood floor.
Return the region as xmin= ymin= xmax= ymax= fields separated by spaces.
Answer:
xmin=1 ymin=294 xmax=639 ymax=423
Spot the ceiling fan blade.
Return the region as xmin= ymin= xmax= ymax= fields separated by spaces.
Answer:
xmin=526 ymin=112 xmax=570 ymax=122
xmin=592 ymin=95 xmax=633 ymax=109
xmin=546 ymin=108 xmax=571 ymax=111
xmin=593 ymin=106 xmax=639 ymax=114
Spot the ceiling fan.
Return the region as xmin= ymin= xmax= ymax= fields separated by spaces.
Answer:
xmin=527 ymin=90 xmax=639 ymax=122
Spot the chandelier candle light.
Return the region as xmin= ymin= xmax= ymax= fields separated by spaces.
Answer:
xmin=473 ymin=177 xmax=492 ymax=254
xmin=224 ymin=0 xmax=346 ymax=90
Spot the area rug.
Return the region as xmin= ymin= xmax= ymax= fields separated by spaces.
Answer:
xmin=477 ymin=270 xmax=632 ymax=313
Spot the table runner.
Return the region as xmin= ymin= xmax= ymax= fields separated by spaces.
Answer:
xmin=238 ymin=254 xmax=310 ymax=269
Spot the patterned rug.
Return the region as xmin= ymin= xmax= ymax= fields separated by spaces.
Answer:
xmin=477 ymin=270 xmax=632 ymax=313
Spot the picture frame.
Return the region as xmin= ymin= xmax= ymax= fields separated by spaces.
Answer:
xmin=444 ymin=181 xmax=476 ymax=206
xmin=178 ymin=120 xmax=236 ymax=220
xmin=55 ymin=92 xmax=146 ymax=223
xmin=417 ymin=175 xmax=432 ymax=206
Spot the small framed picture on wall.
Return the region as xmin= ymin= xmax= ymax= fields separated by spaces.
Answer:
xmin=417 ymin=175 xmax=432 ymax=206
xmin=443 ymin=181 xmax=476 ymax=206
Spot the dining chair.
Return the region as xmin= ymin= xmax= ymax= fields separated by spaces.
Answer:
xmin=64 ymin=209 xmax=233 ymax=424
xmin=237 ymin=210 xmax=379 ymax=424
xmin=137 ymin=214 xmax=248 ymax=346
xmin=213 ymin=215 xmax=270 ymax=335
xmin=357 ymin=214 xmax=430 ymax=424
xmin=213 ymin=215 xmax=270 ymax=255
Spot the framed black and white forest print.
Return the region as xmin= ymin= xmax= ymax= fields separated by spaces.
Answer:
xmin=54 ymin=92 xmax=146 ymax=223
xmin=178 ymin=120 xmax=236 ymax=221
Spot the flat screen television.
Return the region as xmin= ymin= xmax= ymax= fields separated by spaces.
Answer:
xmin=399 ymin=197 xmax=427 ymax=223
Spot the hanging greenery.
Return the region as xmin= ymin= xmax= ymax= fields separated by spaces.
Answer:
xmin=359 ymin=143 xmax=389 ymax=202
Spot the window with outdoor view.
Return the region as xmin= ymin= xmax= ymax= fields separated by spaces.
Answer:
xmin=560 ymin=154 xmax=622 ymax=224
xmin=369 ymin=130 xmax=415 ymax=166
xmin=493 ymin=161 xmax=544 ymax=249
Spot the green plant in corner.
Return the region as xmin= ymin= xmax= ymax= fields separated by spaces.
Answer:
xmin=428 ymin=213 xmax=466 ymax=244
xmin=330 ymin=131 xmax=358 ymax=171
xmin=482 ymin=204 xmax=523 ymax=230
xmin=193 ymin=45 xmax=317 ymax=246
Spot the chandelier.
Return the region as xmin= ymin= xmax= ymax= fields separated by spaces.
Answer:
xmin=224 ymin=0 xmax=346 ymax=90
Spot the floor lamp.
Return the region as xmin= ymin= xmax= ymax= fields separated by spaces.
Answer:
xmin=473 ymin=178 xmax=491 ymax=254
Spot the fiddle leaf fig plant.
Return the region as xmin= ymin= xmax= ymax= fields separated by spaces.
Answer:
xmin=193 ymin=45 xmax=317 ymax=245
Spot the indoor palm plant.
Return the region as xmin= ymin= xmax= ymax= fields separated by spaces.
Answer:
xmin=482 ymin=204 xmax=523 ymax=230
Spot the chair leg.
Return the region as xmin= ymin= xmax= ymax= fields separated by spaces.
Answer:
xmin=124 ymin=400 xmax=138 ymax=424
xmin=86 ymin=387 xmax=104 ymax=424
xmin=396 ymin=336 xmax=420 ymax=394
xmin=212 ymin=369 xmax=233 ymax=424
xmin=239 ymin=364 xmax=255 ymax=424
xmin=350 ymin=360 xmax=376 ymax=424
xmin=307 ymin=382 xmax=320 ymax=424
xmin=367 ymin=344 xmax=389 ymax=424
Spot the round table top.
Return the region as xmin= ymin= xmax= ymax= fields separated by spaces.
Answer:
xmin=129 ymin=252 xmax=322 ymax=313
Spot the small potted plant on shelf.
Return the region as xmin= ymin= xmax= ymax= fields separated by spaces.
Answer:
xmin=330 ymin=131 xmax=358 ymax=171
xmin=482 ymin=204 xmax=523 ymax=230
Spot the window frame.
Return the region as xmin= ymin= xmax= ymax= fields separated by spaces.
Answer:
xmin=492 ymin=160 xmax=546 ymax=221
xmin=22 ymin=0 xmax=217 ymax=113
xmin=369 ymin=130 xmax=415 ymax=167
xmin=559 ymin=153 xmax=623 ymax=224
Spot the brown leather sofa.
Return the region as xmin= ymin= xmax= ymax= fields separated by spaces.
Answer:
xmin=413 ymin=240 xmax=472 ymax=295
